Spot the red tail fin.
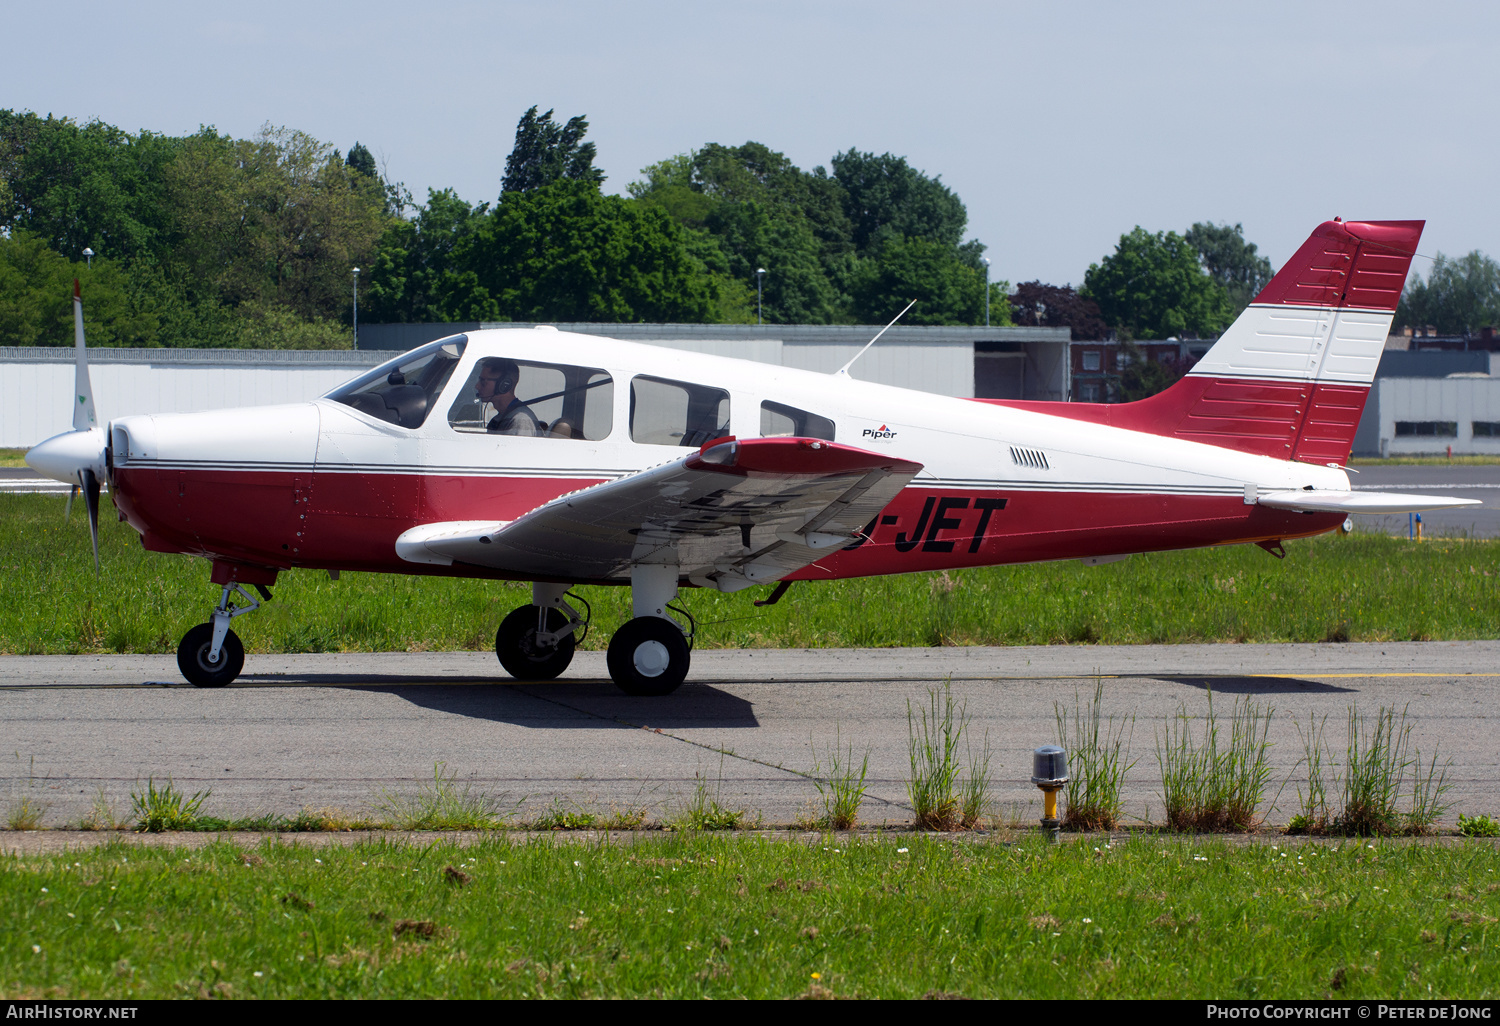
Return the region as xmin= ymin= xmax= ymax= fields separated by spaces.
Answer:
xmin=982 ymin=219 xmax=1423 ymax=463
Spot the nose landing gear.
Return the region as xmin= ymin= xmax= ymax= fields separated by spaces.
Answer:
xmin=177 ymin=582 xmax=267 ymax=687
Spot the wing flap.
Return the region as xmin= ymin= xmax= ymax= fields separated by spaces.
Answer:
xmin=1257 ymin=489 xmax=1483 ymax=514
xmin=396 ymin=438 xmax=922 ymax=587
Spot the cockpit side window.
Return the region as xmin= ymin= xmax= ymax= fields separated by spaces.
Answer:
xmin=630 ymin=376 xmax=730 ymax=447
xmin=447 ymin=359 xmax=614 ymax=439
xmin=760 ymin=400 xmax=835 ymax=441
xmin=327 ymin=336 xmax=467 ymax=430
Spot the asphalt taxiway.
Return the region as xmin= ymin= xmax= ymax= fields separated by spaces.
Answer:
xmin=2 ymin=643 xmax=1496 ymax=829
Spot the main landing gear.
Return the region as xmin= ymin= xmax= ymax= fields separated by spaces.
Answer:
xmin=177 ymin=582 xmax=269 ymax=688
xmin=496 ymin=565 xmax=695 ymax=696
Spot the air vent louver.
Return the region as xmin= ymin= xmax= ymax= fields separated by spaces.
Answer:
xmin=1009 ymin=446 xmax=1050 ymax=471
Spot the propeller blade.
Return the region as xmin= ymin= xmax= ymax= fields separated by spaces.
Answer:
xmin=73 ymin=280 xmax=97 ymax=433
xmin=65 ymin=484 xmax=78 ymax=522
xmin=81 ymin=468 xmax=100 ymax=576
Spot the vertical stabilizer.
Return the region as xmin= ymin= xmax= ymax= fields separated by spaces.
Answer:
xmin=980 ymin=219 xmax=1424 ymax=464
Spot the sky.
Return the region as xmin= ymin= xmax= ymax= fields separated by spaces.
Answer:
xmin=5 ymin=0 xmax=1495 ymax=288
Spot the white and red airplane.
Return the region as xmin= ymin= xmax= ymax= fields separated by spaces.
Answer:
xmin=26 ymin=218 xmax=1478 ymax=694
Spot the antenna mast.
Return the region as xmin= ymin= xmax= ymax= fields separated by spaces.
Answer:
xmin=834 ymin=299 xmax=917 ymax=377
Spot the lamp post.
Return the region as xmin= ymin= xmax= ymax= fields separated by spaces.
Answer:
xmin=755 ymin=267 xmax=766 ymax=325
xmin=981 ymin=256 xmax=991 ymax=327
xmin=352 ymin=267 xmax=360 ymax=349
xmin=82 ymin=247 xmax=94 ymax=269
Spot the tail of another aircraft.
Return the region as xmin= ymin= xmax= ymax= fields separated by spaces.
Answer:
xmin=995 ymin=219 xmax=1424 ymax=465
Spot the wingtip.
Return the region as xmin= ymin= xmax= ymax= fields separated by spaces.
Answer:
xmin=74 ymin=279 xmax=81 ymax=300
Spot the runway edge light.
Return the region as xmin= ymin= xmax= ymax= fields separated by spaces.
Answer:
xmin=1031 ymin=745 xmax=1069 ymax=843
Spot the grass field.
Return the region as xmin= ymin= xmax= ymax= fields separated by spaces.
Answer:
xmin=3 ymin=834 xmax=1495 ymax=999
xmin=0 ymin=449 xmax=28 ymax=468
xmin=1 ymin=493 xmax=1496 ymax=654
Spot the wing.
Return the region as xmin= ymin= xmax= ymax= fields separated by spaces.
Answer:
xmin=1257 ymin=489 xmax=1482 ymax=514
xmin=396 ymin=437 xmax=922 ymax=591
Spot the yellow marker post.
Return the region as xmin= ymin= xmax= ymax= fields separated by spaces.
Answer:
xmin=1031 ymin=745 xmax=1069 ymax=843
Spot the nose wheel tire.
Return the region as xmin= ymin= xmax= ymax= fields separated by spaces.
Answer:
xmin=607 ymin=616 xmax=690 ymax=696
xmin=177 ymin=623 xmax=245 ymax=688
xmin=495 ymin=605 xmax=576 ymax=681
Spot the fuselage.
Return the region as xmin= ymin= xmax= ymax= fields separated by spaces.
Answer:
xmin=106 ymin=326 xmax=1348 ymax=584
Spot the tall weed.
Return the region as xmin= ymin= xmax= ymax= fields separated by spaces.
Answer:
xmin=959 ymin=731 xmax=993 ymax=830
xmin=1157 ymin=690 xmax=1273 ymax=832
xmin=669 ymin=765 xmax=746 ymax=832
xmin=908 ymin=680 xmax=992 ymax=830
xmin=1055 ymin=678 xmax=1135 ymax=830
xmin=1335 ymin=706 xmax=1452 ymax=836
xmin=375 ymin=763 xmax=511 ymax=830
xmin=131 ymin=778 xmax=209 ymax=832
xmin=811 ymin=728 xmax=871 ymax=830
xmin=908 ymin=683 xmax=963 ymax=830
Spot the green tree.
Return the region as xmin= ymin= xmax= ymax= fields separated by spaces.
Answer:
xmin=1185 ymin=221 xmax=1273 ymax=315
xmin=702 ymin=200 xmax=840 ymax=323
xmin=345 ymin=142 xmax=377 ymax=180
xmin=830 ymin=149 xmax=969 ymax=256
xmin=449 ymin=180 xmax=719 ymax=323
xmin=0 ymin=232 xmax=161 ymax=346
xmin=0 ymin=109 xmax=179 ymax=263
xmin=500 ymin=107 xmax=605 ymax=195
xmin=364 ymin=188 xmax=489 ymax=323
xmin=849 ymin=236 xmax=994 ymax=325
xmin=1397 ymin=251 xmax=1500 ymax=336
xmin=163 ymin=125 xmax=389 ymax=323
xmin=1083 ymin=227 xmax=1232 ymax=340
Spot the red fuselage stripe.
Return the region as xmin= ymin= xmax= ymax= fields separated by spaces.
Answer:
xmin=113 ymin=467 xmax=1342 ymax=582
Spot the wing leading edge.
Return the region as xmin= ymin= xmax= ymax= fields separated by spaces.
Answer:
xmin=396 ymin=437 xmax=923 ymax=591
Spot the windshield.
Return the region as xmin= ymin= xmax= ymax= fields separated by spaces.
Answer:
xmin=326 ymin=336 xmax=467 ymax=429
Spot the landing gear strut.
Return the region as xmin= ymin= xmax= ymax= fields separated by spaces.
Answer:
xmin=495 ymin=583 xmax=588 ymax=681
xmin=177 ymin=582 xmax=266 ymax=688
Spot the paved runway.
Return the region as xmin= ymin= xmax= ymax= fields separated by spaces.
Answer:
xmin=1350 ymin=465 xmax=1500 ymax=538
xmin=3 ymin=643 xmax=1497 ymax=829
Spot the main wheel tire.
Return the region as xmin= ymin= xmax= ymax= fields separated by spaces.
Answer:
xmin=495 ymin=605 xmax=576 ymax=681
xmin=177 ymin=622 xmax=245 ymax=688
xmin=606 ymin=616 xmax=690 ymax=696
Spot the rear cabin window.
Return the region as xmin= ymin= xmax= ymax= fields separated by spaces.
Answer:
xmin=630 ymin=376 xmax=730 ymax=447
xmin=327 ymin=337 xmax=466 ymax=429
xmin=760 ymin=400 xmax=835 ymax=441
xmin=448 ymin=359 xmax=613 ymax=440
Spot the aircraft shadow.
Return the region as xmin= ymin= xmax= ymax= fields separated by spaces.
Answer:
xmin=251 ymin=677 xmax=763 ymax=729
xmin=1157 ymin=675 xmax=1358 ymax=695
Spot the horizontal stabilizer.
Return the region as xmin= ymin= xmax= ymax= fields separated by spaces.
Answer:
xmin=1256 ymin=490 xmax=1482 ymax=514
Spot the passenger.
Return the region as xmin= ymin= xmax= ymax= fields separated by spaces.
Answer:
xmin=475 ymin=358 xmax=541 ymax=436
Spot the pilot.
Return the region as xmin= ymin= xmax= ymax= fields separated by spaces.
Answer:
xmin=475 ymin=358 xmax=541 ymax=436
